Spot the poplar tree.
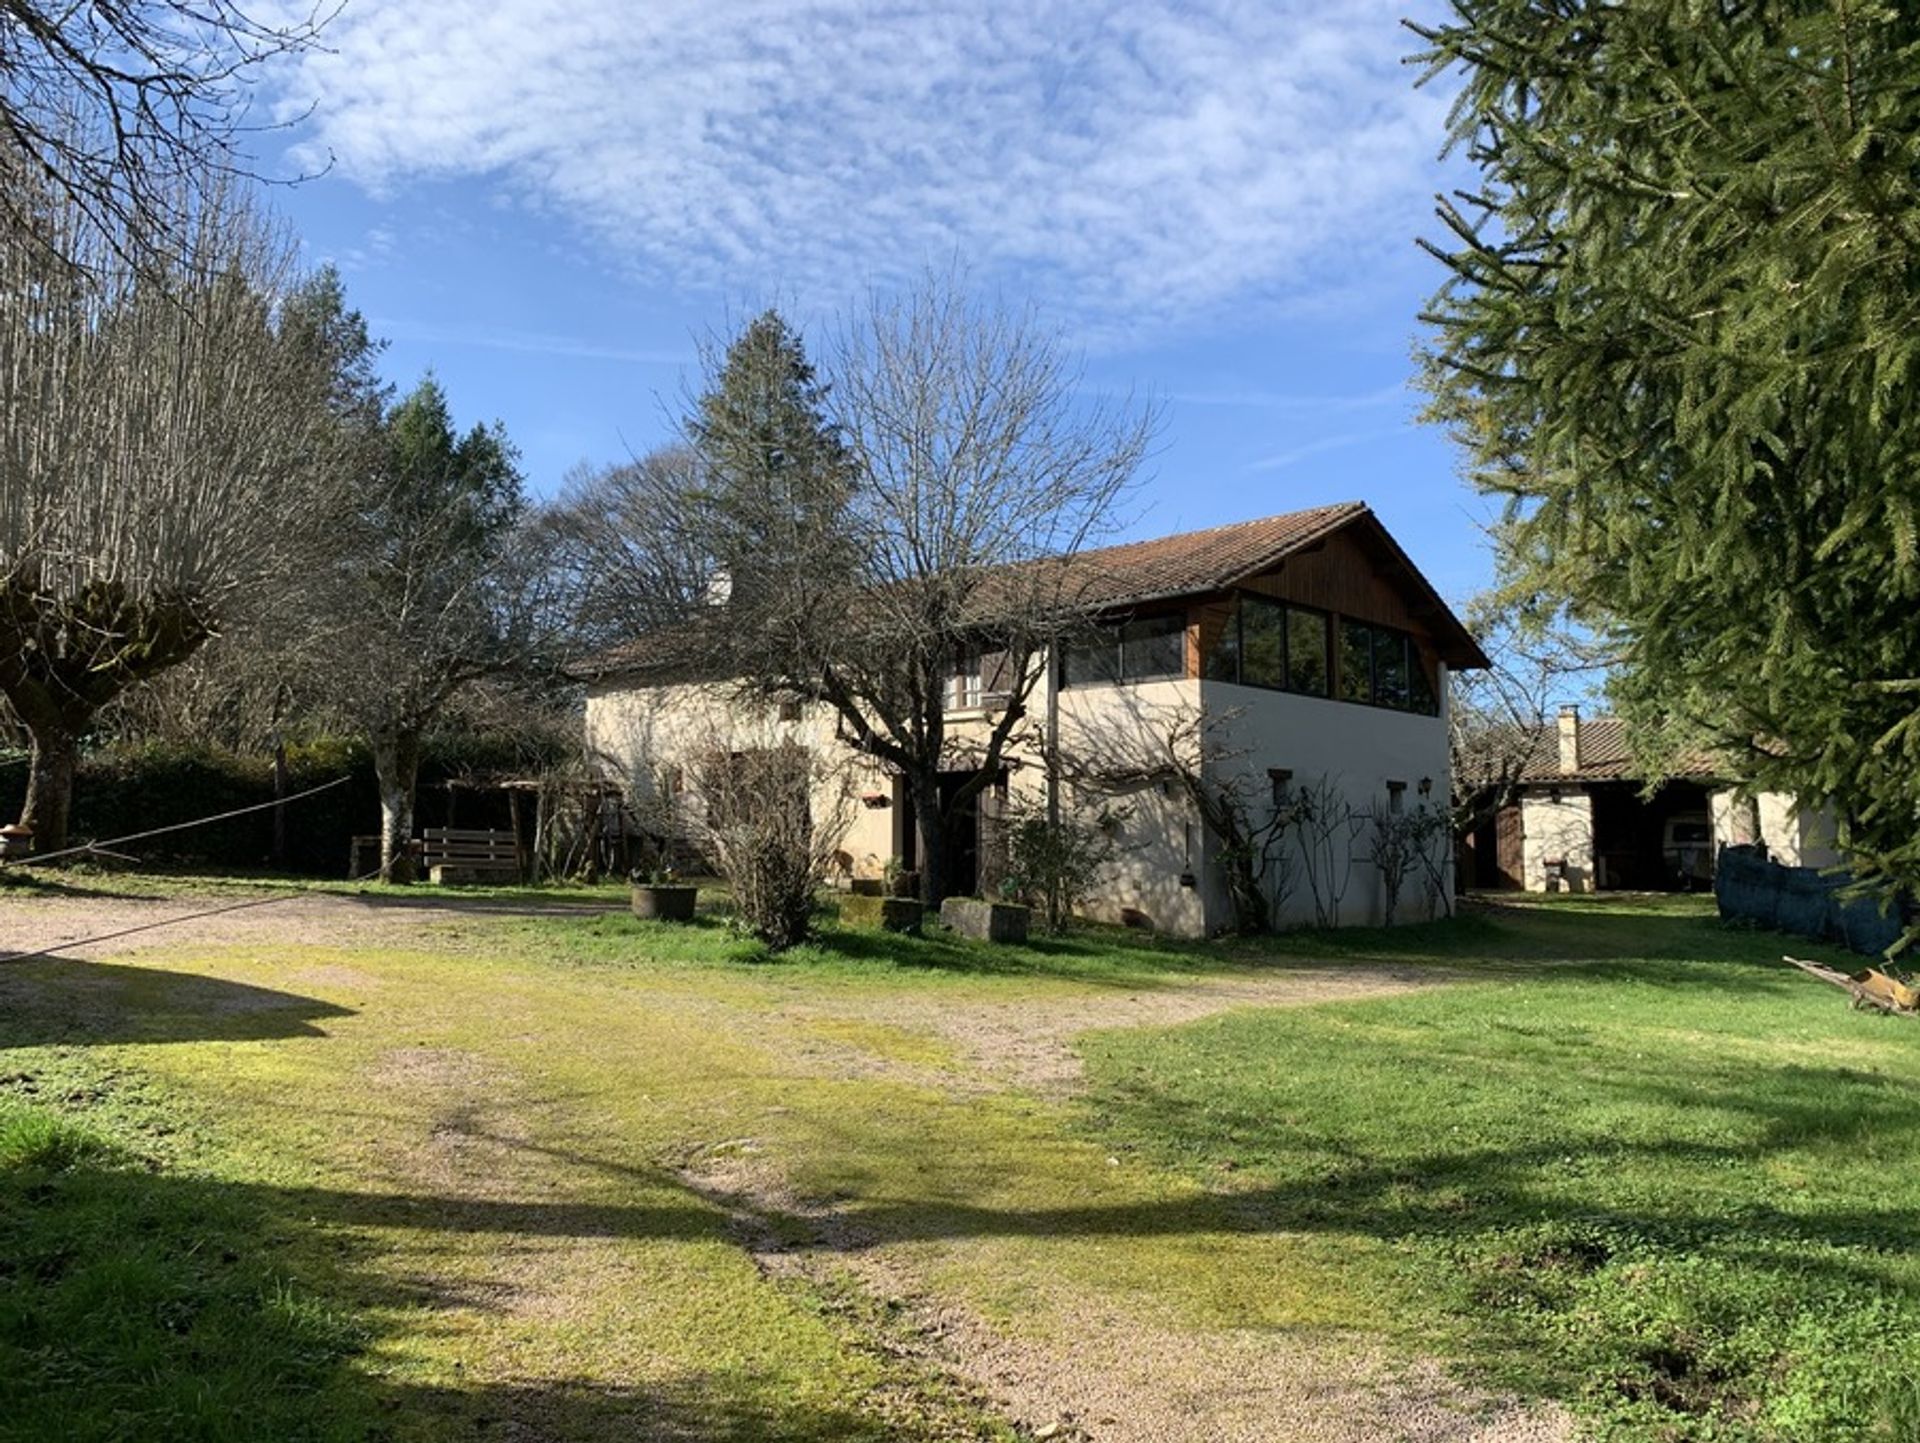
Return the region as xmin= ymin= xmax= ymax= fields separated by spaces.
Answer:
xmin=1415 ymin=2 xmax=1920 ymax=929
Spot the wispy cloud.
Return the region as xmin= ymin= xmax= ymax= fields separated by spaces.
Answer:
xmin=1175 ymin=382 xmax=1410 ymax=412
xmin=1246 ymin=430 xmax=1387 ymax=473
xmin=372 ymin=318 xmax=692 ymax=366
xmin=275 ymin=1 xmax=1456 ymax=336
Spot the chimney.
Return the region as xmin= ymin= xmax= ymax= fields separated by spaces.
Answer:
xmin=1557 ymin=704 xmax=1581 ymax=774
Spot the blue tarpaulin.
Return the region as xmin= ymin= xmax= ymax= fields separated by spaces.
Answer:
xmin=1715 ymin=843 xmax=1908 ymax=957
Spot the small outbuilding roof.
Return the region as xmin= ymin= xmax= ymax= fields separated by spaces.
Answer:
xmin=1518 ymin=714 xmax=1723 ymax=784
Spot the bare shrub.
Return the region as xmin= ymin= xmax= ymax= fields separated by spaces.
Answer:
xmin=691 ymin=742 xmax=855 ymax=951
xmin=1287 ymin=776 xmax=1363 ymax=928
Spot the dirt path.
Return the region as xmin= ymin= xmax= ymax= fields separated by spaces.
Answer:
xmin=0 ymin=887 xmax=595 ymax=962
xmin=687 ymin=1151 xmax=1574 ymax=1443
xmin=0 ymin=887 xmax=1574 ymax=1441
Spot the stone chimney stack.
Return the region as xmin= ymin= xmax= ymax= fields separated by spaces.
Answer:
xmin=1557 ymin=704 xmax=1581 ymax=774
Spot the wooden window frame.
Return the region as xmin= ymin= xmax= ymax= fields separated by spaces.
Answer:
xmin=1061 ymin=612 xmax=1189 ymax=689
xmin=1204 ymin=593 xmax=1333 ymax=699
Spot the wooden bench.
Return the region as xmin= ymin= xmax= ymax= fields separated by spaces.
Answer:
xmin=421 ymin=827 xmax=521 ymax=884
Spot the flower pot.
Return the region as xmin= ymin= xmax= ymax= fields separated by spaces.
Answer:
xmin=631 ymin=884 xmax=698 ymax=922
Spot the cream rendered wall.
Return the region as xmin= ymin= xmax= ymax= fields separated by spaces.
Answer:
xmin=1755 ymin=791 xmax=1843 ymax=869
xmin=585 ymin=657 xmax=1453 ymax=937
xmin=583 ymin=679 xmax=897 ymax=880
xmin=1519 ymin=790 xmax=1596 ymax=892
xmin=1709 ymin=788 xmax=1759 ymax=851
xmin=1196 ymin=673 xmax=1453 ymax=928
xmin=1049 ymin=673 xmax=1208 ymax=937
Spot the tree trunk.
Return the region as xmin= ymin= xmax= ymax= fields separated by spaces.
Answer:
xmin=372 ymin=728 xmax=422 ymax=883
xmin=270 ymin=731 xmax=289 ymax=868
xmin=911 ymin=773 xmax=950 ymax=908
xmin=18 ymin=722 xmax=78 ymax=856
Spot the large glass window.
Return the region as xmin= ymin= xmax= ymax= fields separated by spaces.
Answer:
xmin=1373 ymin=625 xmax=1410 ymax=710
xmin=1204 ymin=607 xmax=1240 ymax=682
xmin=1240 ymin=596 xmax=1286 ymax=689
xmin=1121 ymin=615 xmax=1187 ymax=680
xmin=1209 ymin=595 xmax=1335 ymax=697
xmin=1063 ymin=613 xmax=1186 ymax=686
xmin=1338 ymin=619 xmax=1438 ymax=715
xmin=1339 ymin=621 xmax=1373 ymax=703
xmin=1286 ymin=606 xmax=1329 ymax=696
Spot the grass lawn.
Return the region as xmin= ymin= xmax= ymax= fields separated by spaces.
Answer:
xmin=1 ymin=881 xmax=1915 ymax=1441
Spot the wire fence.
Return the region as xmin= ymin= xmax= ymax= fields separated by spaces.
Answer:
xmin=0 ymin=773 xmax=379 ymax=964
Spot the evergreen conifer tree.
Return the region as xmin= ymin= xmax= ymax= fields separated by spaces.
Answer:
xmin=1416 ymin=1 xmax=1920 ymax=934
xmin=687 ymin=310 xmax=854 ymax=613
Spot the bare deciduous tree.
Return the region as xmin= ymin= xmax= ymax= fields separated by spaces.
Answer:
xmin=565 ymin=282 xmax=1156 ymax=908
xmin=743 ymin=281 xmax=1156 ymax=906
xmin=1448 ymin=593 xmax=1609 ymax=849
xmin=0 ymin=176 xmax=351 ymax=851
xmin=0 ymin=2 xmax=334 ymax=271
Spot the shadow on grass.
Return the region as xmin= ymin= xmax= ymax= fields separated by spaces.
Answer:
xmin=0 ymin=1123 xmax=934 ymax=1443
xmin=0 ymin=957 xmax=353 ymax=1049
xmin=379 ymin=1374 xmax=896 ymax=1443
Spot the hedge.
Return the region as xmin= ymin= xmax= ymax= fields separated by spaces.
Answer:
xmin=0 ymin=734 xmax=553 ymax=876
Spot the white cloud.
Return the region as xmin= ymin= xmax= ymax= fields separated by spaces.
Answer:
xmin=278 ymin=0 xmax=1456 ymax=337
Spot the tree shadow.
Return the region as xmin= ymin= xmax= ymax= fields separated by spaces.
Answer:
xmin=0 ymin=956 xmax=353 ymax=1049
xmin=0 ymin=1134 xmax=936 ymax=1443
xmin=378 ymin=1374 xmax=896 ymax=1443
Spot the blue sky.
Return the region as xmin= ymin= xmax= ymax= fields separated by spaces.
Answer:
xmin=266 ymin=0 xmax=1498 ymax=601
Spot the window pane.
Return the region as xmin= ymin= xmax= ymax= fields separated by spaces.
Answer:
xmin=1240 ymin=597 xmax=1285 ymax=689
xmin=1121 ymin=614 xmax=1186 ymax=680
xmin=1339 ymin=621 xmax=1373 ymax=703
xmin=1374 ymin=627 xmax=1410 ymax=709
xmin=1204 ymin=602 xmax=1241 ymax=683
xmin=1063 ymin=629 xmax=1120 ymax=686
xmin=1407 ymin=646 xmax=1437 ymax=715
xmin=1286 ymin=607 xmax=1328 ymax=695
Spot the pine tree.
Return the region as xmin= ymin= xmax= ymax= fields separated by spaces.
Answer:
xmin=1415 ymin=1 xmax=1920 ymax=936
xmin=686 ymin=310 xmax=854 ymax=612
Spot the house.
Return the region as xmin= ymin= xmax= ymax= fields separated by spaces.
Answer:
xmin=1463 ymin=707 xmax=1841 ymax=892
xmin=582 ymin=502 xmax=1488 ymax=937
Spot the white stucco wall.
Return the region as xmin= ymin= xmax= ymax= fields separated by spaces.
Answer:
xmin=584 ymin=657 xmax=1456 ymax=937
xmin=1519 ymin=790 xmax=1596 ymax=892
xmin=1043 ymin=674 xmax=1210 ymax=937
xmin=1195 ymin=673 xmax=1454 ymax=929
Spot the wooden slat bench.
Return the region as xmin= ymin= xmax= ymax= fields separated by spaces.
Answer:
xmin=421 ymin=827 xmax=522 ymax=885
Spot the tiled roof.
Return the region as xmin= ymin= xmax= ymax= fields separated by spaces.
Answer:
xmin=573 ymin=502 xmax=1485 ymax=679
xmin=1052 ymin=502 xmax=1368 ymax=609
xmin=1519 ymin=715 xmax=1723 ymax=783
